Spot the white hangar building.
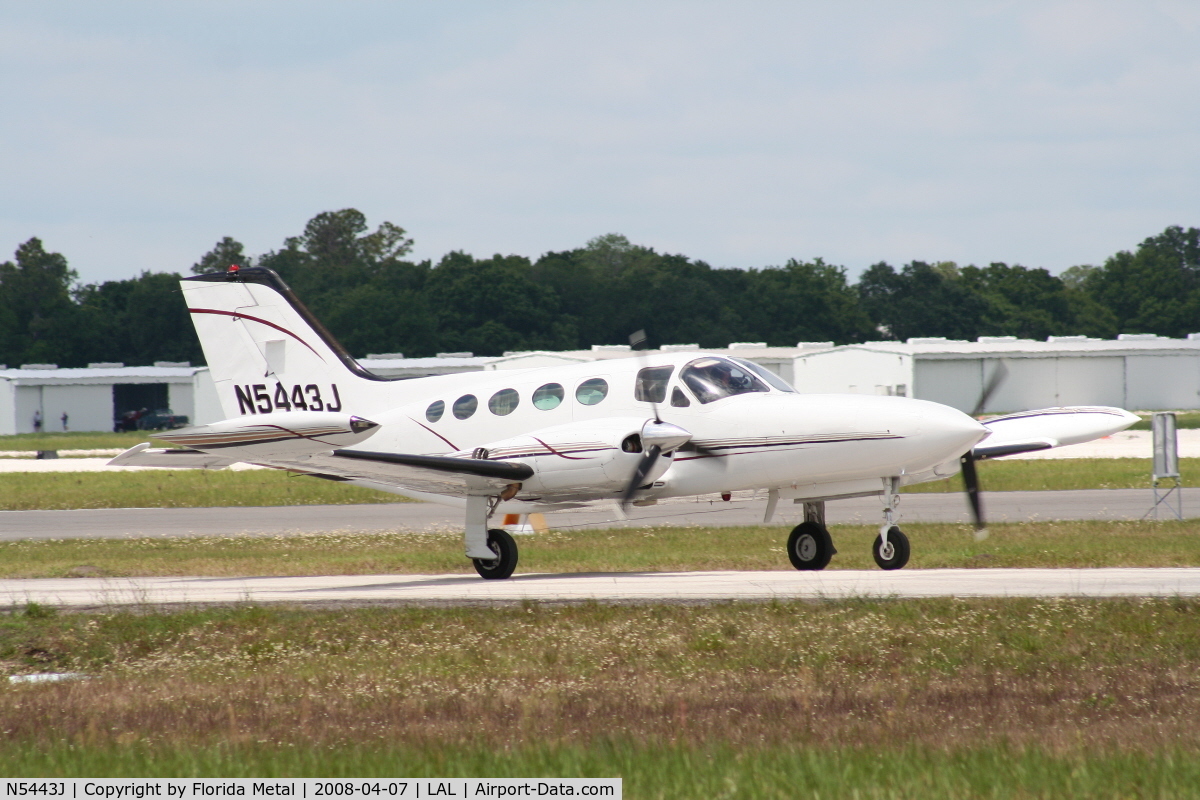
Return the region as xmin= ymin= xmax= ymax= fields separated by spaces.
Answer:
xmin=789 ymin=335 xmax=1200 ymax=413
xmin=0 ymin=363 xmax=218 ymax=435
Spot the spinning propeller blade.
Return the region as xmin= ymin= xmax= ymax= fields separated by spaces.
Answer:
xmin=962 ymin=360 xmax=1007 ymax=540
xmin=620 ymin=445 xmax=662 ymax=509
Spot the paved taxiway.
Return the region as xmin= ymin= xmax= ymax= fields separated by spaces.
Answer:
xmin=0 ymin=488 xmax=1194 ymax=542
xmin=3 ymin=568 xmax=1198 ymax=608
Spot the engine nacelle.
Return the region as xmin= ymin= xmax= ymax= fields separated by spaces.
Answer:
xmin=466 ymin=417 xmax=677 ymax=500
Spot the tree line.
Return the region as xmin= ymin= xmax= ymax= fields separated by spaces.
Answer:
xmin=1 ymin=209 xmax=1197 ymax=368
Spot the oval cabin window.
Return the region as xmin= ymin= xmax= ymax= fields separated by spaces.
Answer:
xmin=453 ymin=394 xmax=478 ymax=420
xmin=575 ymin=378 xmax=609 ymax=406
xmin=426 ymin=400 xmax=445 ymax=422
xmin=532 ymin=383 xmax=564 ymax=410
xmin=488 ymin=388 xmax=520 ymax=416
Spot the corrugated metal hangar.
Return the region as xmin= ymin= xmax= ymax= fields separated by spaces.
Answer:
xmin=790 ymin=335 xmax=1200 ymax=414
xmin=0 ymin=363 xmax=209 ymax=435
xmin=4 ymin=333 xmax=1200 ymax=433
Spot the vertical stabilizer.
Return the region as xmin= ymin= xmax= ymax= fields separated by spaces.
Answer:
xmin=182 ymin=267 xmax=393 ymax=419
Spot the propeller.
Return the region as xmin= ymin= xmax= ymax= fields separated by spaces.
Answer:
xmin=619 ymin=419 xmax=694 ymax=508
xmin=619 ymin=329 xmax=712 ymax=509
xmin=961 ymin=361 xmax=1009 ymax=540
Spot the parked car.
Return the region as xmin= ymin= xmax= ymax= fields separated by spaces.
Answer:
xmin=115 ymin=408 xmax=189 ymax=431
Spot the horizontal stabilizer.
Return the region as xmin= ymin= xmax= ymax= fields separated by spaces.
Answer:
xmin=108 ymin=442 xmax=238 ymax=470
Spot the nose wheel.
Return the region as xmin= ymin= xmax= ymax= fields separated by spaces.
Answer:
xmin=872 ymin=526 xmax=910 ymax=570
xmin=787 ymin=521 xmax=835 ymax=571
xmin=472 ymin=528 xmax=519 ymax=579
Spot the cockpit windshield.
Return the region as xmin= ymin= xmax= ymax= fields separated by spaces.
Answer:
xmin=680 ymin=357 xmax=771 ymax=404
xmin=730 ymin=357 xmax=797 ymax=393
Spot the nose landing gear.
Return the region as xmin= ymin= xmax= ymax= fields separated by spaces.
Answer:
xmin=872 ymin=526 xmax=910 ymax=570
xmin=873 ymin=476 xmax=910 ymax=570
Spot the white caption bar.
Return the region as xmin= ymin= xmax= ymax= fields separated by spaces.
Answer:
xmin=2 ymin=781 xmax=620 ymax=800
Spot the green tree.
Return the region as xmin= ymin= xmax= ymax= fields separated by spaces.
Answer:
xmin=958 ymin=262 xmax=1073 ymax=340
xmin=0 ymin=238 xmax=80 ymax=365
xmin=732 ymin=258 xmax=873 ymax=345
xmin=74 ymin=272 xmax=202 ymax=366
xmin=191 ymin=236 xmax=252 ymax=274
xmin=857 ymin=261 xmax=990 ymax=341
xmin=1080 ymin=226 xmax=1200 ymax=337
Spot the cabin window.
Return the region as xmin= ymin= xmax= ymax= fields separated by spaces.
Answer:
xmin=532 ymin=383 xmax=564 ymax=410
xmin=453 ymin=394 xmax=478 ymax=419
xmin=680 ymin=357 xmax=770 ymax=404
xmin=670 ymin=387 xmax=691 ymax=407
xmin=488 ymin=388 xmax=520 ymax=416
xmin=634 ymin=366 xmax=674 ymax=403
xmin=730 ymin=357 xmax=797 ymax=393
xmin=575 ymin=378 xmax=609 ymax=406
xmin=426 ymin=400 xmax=445 ymax=422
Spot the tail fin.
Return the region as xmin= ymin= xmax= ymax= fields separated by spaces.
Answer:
xmin=182 ymin=267 xmax=394 ymax=419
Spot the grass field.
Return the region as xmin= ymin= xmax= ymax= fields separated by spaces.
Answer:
xmin=902 ymin=456 xmax=1200 ymax=493
xmin=2 ymin=519 xmax=1198 ymax=578
xmin=0 ymin=431 xmax=158 ymax=451
xmin=0 ymin=457 xmax=1192 ymax=511
xmin=3 ymin=599 xmax=1199 ymax=796
xmin=1129 ymin=411 xmax=1200 ymax=429
xmin=0 ymin=469 xmax=405 ymax=510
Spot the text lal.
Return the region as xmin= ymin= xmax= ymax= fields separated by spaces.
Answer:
xmin=429 ymin=783 xmax=585 ymax=797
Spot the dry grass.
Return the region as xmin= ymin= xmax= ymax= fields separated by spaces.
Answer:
xmin=2 ymin=520 xmax=1198 ymax=579
xmin=2 ymin=598 xmax=1199 ymax=756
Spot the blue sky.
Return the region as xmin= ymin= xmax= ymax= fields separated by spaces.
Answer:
xmin=2 ymin=1 xmax=1198 ymax=283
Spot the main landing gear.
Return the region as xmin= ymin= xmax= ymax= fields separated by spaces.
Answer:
xmin=784 ymin=479 xmax=912 ymax=572
xmin=464 ymin=493 xmax=519 ymax=580
xmin=472 ymin=528 xmax=518 ymax=580
xmin=787 ymin=501 xmax=836 ymax=571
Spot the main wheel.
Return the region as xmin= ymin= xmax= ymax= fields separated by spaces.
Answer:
xmin=787 ymin=522 xmax=834 ymax=571
xmin=472 ymin=528 xmax=519 ymax=579
xmin=872 ymin=526 xmax=910 ymax=570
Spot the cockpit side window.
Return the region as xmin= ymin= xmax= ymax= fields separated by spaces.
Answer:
xmin=680 ymin=357 xmax=770 ymax=404
xmin=730 ymin=357 xmax=797 ymax=393
xmin=670 ymin=387 xmax=691 ymax=407
xmin=634 ymin=366 xmax=674 ymax=403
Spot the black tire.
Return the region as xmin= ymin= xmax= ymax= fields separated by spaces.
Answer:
xmin=787 ymin=522 xmax=834 ymax=571
xmin=872 ymin=526 xmax=910 ymax=570
xmin=472 ymin=528 xmax=519 ymax=580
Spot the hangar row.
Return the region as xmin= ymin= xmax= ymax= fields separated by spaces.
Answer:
xmin=1 ymin=333 xmax=1197 ymax=433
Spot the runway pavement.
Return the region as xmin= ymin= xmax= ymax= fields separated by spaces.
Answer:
xmin=4 ymin=568 xmax=1199 ymax=608
xmin=0 ymin=488 xmax=1194 ymax=541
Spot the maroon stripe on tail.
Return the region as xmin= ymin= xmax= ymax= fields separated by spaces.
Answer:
xmin=188 ymin=308 xmax=326 ymax=362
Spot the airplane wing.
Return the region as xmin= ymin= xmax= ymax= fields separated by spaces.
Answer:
xmin=972 ymin=406 xmax=1139 ymax=460
xmin=255 ymin=450 xmax=533 ymax=496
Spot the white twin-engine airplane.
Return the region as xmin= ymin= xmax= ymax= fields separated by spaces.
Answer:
xmin=111 ymin=266 xmax=1138 ymax=579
